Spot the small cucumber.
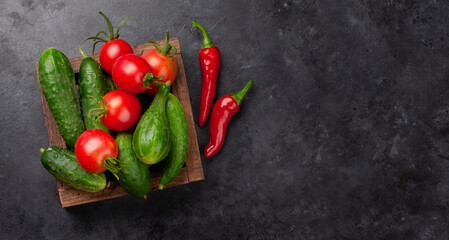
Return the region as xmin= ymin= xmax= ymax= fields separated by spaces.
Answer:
xmin=38 ymin=48 xmax=85 ymax=149
xmin=133 ymin=82 xmax=171 ymax=165
xmin=115 ymin=132 xmax=150 ymax=197
xmin=78 ymin=48 xmax=111 ymax=134
xmin=41 ymin=146 xmax=107 ymax=192
xmin=159 ymin=93 xmax=189 ymax=189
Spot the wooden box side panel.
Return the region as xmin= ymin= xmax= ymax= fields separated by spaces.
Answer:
xmin=36 ymin=38 xmax=203 ymax=208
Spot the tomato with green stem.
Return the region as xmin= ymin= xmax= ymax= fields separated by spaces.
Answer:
xmin=84 ymin=12 xmax=135 ymax=74
xmin=111 ymin=54 xmax=162 ymax=93
xmin=89 ymin=90 xmax=141 ymax=131
xmin=74 ymin=129 xmax=120 ymax=179
xmin=142 ymin=31 xmax=178 ymax=95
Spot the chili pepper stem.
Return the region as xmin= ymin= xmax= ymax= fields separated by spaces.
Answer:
xmin=192 ymin=21 xmax=215 ymax=49
xmin=231 ymin=80 xmax=254 ymax=105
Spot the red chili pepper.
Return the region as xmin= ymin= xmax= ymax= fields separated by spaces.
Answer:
xmin=204 ymin=80 xmax=253 ymax=158
xmin=192 ymin=21 xmax=221 ymax=127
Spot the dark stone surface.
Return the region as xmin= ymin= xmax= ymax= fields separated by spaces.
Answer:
xmin=1 ymin=0 xmax=449 ymax=239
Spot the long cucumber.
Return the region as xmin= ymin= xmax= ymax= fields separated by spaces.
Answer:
xmin=38 ymin=48 xmax=85 ymax=149
xmin=159 ymin=93 xmax=188 ymax=189
xmin=78 ymin=48 xmax=111 ymax=134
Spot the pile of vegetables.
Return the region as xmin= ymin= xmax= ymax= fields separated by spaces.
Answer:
xmin=39 ymin=12 xmax=187 ymax=197
xmin=38 ymin=12 xmax=253 ymax=198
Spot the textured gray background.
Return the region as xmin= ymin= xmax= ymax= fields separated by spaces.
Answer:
xmin=1 ymin=0 xmax=449 ymax=239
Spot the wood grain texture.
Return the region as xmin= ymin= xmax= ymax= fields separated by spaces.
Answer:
xmin=36 ymin=38 xmax=204 ymax=208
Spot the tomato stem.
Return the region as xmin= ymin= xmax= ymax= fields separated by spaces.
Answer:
xmin=103 ymin=157 xmax=121 ymax=180
xmin=91 ymin=41 xmax=103 ymax=56
xmin=84 ymin=12 xmax=134 ymax=54
xmin=87 ymin=96 xmax=108 ymax=127
xmin=83 ymin=33 xmax=108 ymax=55
xmin=161 ymin=31 xmax=171 ymax=55
xmin=146 ymin=40 xmax=163 ymax=53
xmin=142 ymin=73 xmax=165 ymax=89
xmin=99 ymin=12 xmax=114 ymax=41
xmin=144 ymin=30 xmax=177 ymax=57
xmin=115 ymin=17 xmax=135 ymax=39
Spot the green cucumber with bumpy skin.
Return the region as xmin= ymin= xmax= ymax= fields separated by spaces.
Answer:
xmin=159 ymin=93 xmax=189 ymax=189
xmin=38 ymin=48 xmax=85 ymax=149
xmin=78 ymin=48 xmax=111 ymax=134
xmin=116 ymin=132 xmax=150 ymax=197
xmin=133 ymin=81 xmax=171 ymax=165
xmin=41 ymin=146 xmax=107 ymax=192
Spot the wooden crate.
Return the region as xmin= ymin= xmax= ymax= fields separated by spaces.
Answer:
xmin=35 ymin=38 xmax=204 ymax=208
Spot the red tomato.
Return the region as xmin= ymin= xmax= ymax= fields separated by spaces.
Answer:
xmin=99 ymin=39 xmax=134 ymax=74
xmin=100 ymin=90 xmax=141 ymax=131
xmin=112 ymin=54 xmax=154 ymax=93
xmin=75 ymin=129 xmax=118 ymax=174
xmin=141 ymin=48 xmax=178 ymax=95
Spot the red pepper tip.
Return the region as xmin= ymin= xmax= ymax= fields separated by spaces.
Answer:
xmin=204 ymin=147 xmax=213 ymax=159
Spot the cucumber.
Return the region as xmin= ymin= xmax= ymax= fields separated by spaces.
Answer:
xmin=133 ymin=82 xmax=171 ymax=165
xmin=38 ymin=48 xmax=85 ymax=149
xmin=78 ymin=48 xmax=111 ymax=134
xmin=40 ymin=146 xmax=107 ymax=192
xmin=104 ymin=73 xmax=118 ymax=92
xmin=115 ymin=132 xmax=150 ymax=197
xmin=159 ymin=93 xmax=189 ymax=189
